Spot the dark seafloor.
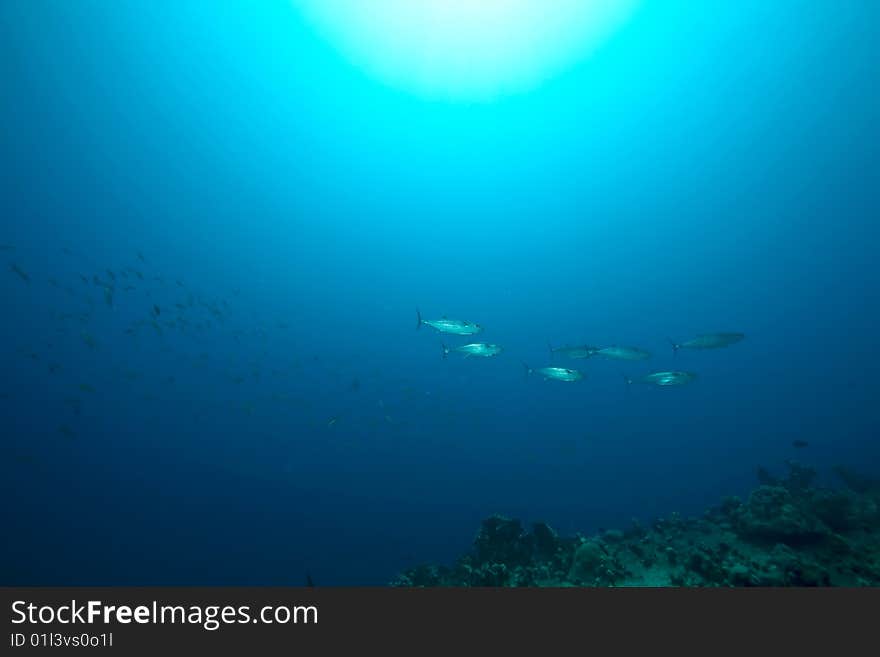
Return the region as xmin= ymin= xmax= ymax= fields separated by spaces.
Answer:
xmin=392 ymin=462 xmax=880 ymax=586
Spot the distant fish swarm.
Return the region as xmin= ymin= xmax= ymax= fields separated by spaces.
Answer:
xmin=0 ymin=240 xmax=750 ymax=452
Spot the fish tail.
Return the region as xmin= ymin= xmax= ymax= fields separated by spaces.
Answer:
xmin=547 ymin=341 xmax=554 ymax=359
xmin=621 ymin=371 xmax=633 ymax=386
xmin=441 ymin=343 xmax=449 ymax=360
xmin=668 ymin=338 xmax=679 ymax=356
xmin=522 ymin=362 xmax=532 ymax=379
xmin=416 ymin=308 xmax=422 ymax=330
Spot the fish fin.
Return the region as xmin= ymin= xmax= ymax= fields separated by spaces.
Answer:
xmin=522 ymin=362 xmax=532 ymax=379
xmin=668 ymin=338 xmax=679 ymax=356
xmin=441 ymin=344 xmax=448 ymax=360
xmin=416 ymin=308 xmax=422 ymax=330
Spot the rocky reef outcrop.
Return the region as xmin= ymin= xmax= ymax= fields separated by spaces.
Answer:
xmin=391 ymin=462 xmax=880 ymax=587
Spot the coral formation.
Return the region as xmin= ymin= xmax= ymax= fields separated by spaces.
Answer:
xmin=391 ymin=462 xmax=880 ymax=587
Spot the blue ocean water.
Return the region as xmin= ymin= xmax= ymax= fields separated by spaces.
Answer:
xmin=1 ymin=1 xmax=877 ymax=585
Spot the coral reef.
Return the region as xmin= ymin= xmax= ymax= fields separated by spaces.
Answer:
xmin=391 ymin=462 xmax=880 ymax=587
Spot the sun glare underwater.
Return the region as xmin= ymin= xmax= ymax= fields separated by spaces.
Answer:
xmin=1 ymin=1 xmax=879 ymax=586
xmin=294 ymin=0 xmax=642 ymax=100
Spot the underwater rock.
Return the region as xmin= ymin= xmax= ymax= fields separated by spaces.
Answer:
xmin=833 ymin=466 xmax=880 ymax=495
xmin=811 ymin=489 xmax=866 ymax=533
xmin=733 ymin=485 xmax=830 ymax=546
xmin=467 ymin=562 xmax=510 ymax=587
xmin=766 ymin=544 xmax=831 ymax=586
xmin=685 ymin=545 xmax=727 ymax=584
xmin=471 ymin=516 xmax=569 ymax=571
xmin=390 ymin=563 xmax=447 ymax=587
xmin=390 ymin=516 xmax=576 ymax=587
xmin=391 ymin=463 xmax=880 ymax=587
xmin=757 ymin=461 xmax=817 ymax=495
xmin=526 ymin=522 xmax=561 ymax=561
xmin=473 ymin=515 xmax=528 ymax=565
xmin=568 ymin=538 xmax=628 ymax=586
xmin=602 ymin=529 xmax=625 ymax=544
xmin=568 ymin=540 xmax=604 ymax=583
xmin=781 ymin=460 xmax=817 ymax=495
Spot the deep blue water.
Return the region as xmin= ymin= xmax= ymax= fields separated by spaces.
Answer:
xmin=1 ymin=1 xmax=878 ymax=585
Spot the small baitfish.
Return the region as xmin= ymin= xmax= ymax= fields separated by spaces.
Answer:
xmin=417 ymin=309 xmax=482 ymax=335
xmin=670 ymin=333 xmax=744 ymax=354
xmin=626 ymin=371 xmax=697 ymax=387
xmin=442 ymin=343 xmax=503 ymax=359
xmin=524 ymin=364 xmax=584 ymax=382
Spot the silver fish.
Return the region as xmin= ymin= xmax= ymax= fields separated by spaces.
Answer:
xmin=442 ymin=343 xmax=503 ymax=359
xmin=626 ymin=371 xmax=696 ymax=387
xmin=670 ymin=333 xmax=744 ymax=354
xmin=524 ymin=364 xmax=584 ymax=382
xmin=417 ymin=309 xmax=482 ymax=336
xmin=595 ymin=345 xmax=651 ymax=361
xmin=549 ymin=343 xmax=598 ymax=359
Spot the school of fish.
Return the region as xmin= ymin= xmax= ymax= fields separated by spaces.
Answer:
xmin=417 ymin=309 xmax=744 ymax=388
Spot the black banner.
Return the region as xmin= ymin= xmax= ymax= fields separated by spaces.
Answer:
xmin=2 ymin=587 xmax=877 ymax=654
